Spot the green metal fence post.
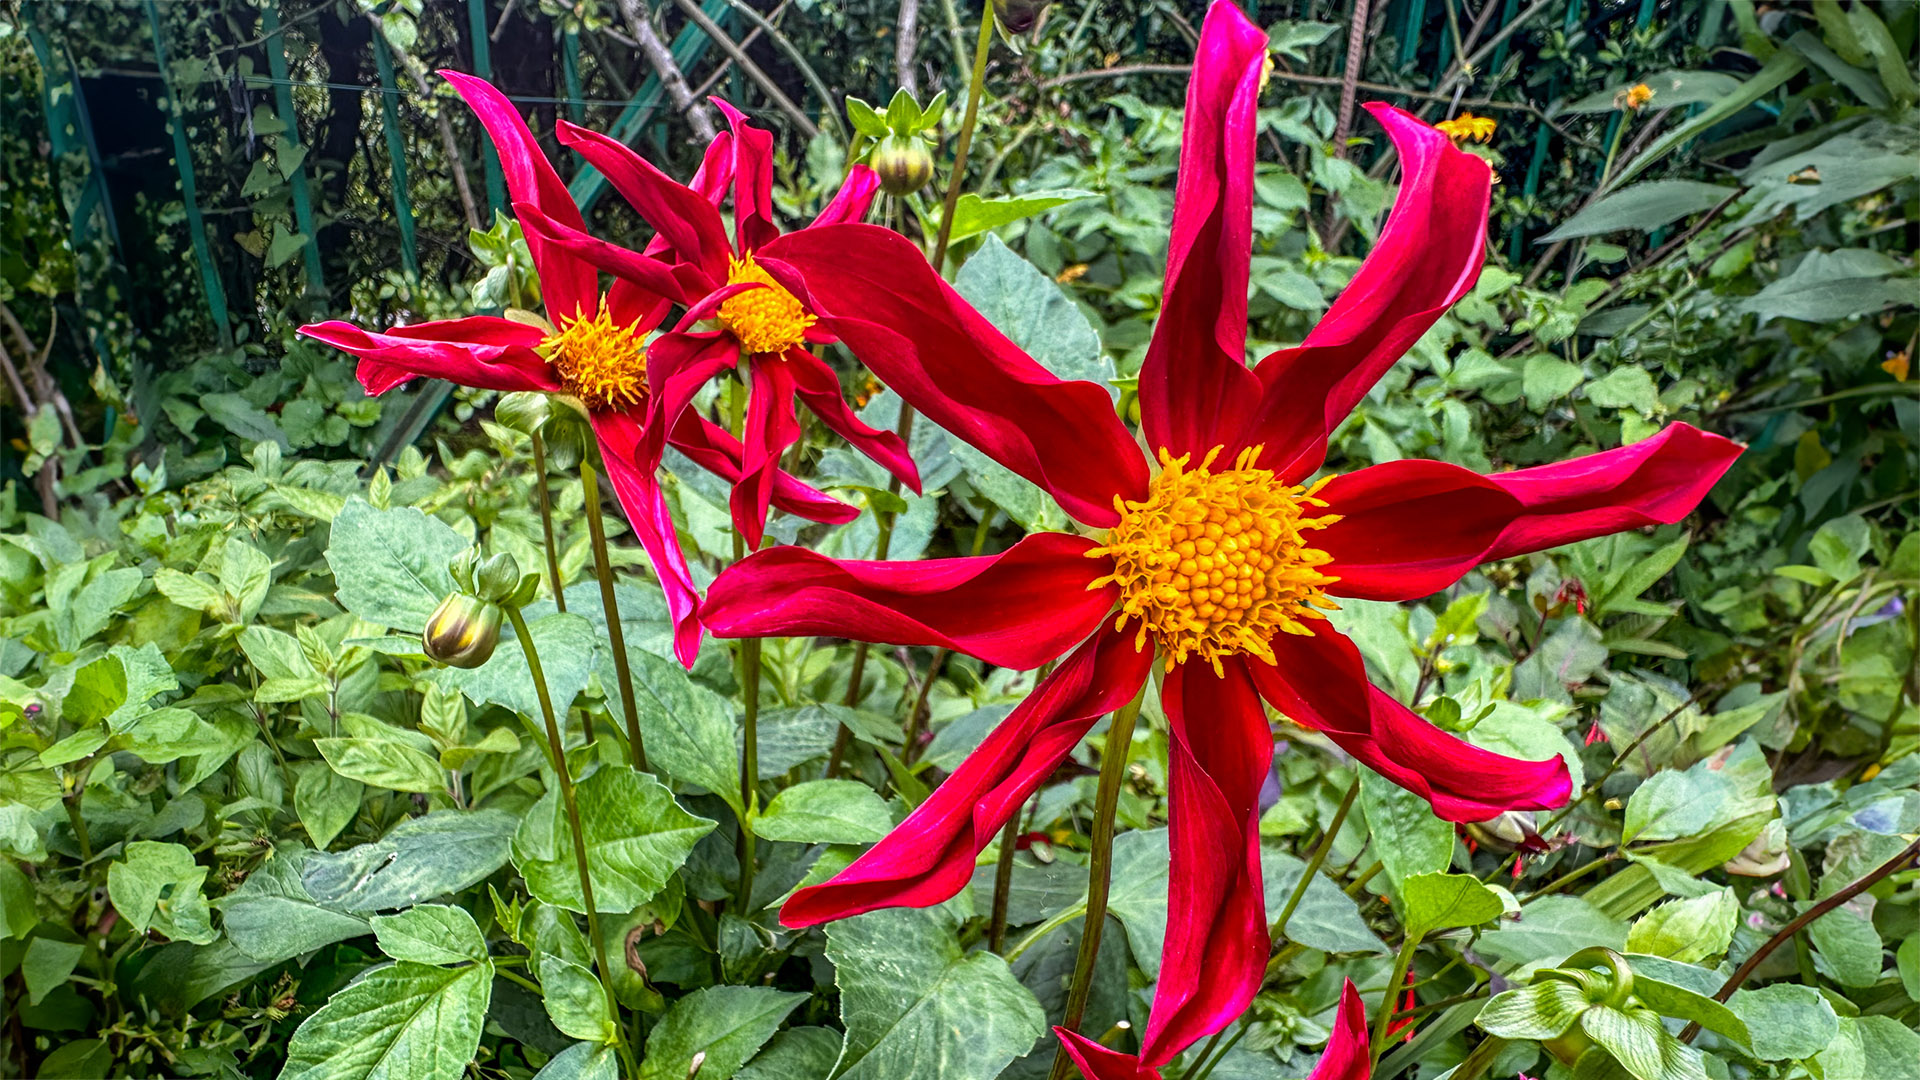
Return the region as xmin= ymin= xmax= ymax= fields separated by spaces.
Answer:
xmin=143 ymin=0 xmax=231 ymax=345
xmin=261 ymin=3 xmax=327 ymax=301
xmin=370 ymin=31 xmax=421 ymax=279
xmin=467 ymin=0 xmax=507 ymax=218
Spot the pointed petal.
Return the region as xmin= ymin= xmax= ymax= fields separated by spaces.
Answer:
xmin=713 ymin=99 xmax=780 ymax=252
xmin=1246 ymin=104 xmax=1493 ymax=481
xmin=1054 ymin=1030 xmax=1163 ymax=1080
xmin=667 ymin=410 xmax=861 ymax=525
xmin=1136 ymin=657 xmax=1273 ymax=1067
xmin=701 ymin=532 xmax=1116 ymax=671
xmin=517 ymin=200 xmax=692 ymax=308
xmin=589 ymin=410 xmax=704 ymax=668
xmin=780 ymin=624 xmax=1151 ymax=927
xmin=299 ymin=317 xmax=558 ymax=396
xmin=1135 ymin=0 xmax=1268 ymax=460
xmin=730 ymin=354 xmax=801 ymax=548
xmin=1249 ymin=626 xmax=1572 ymax=821
xmin=812 ymin=164 xmax=882 ymax=227
xmin=558 ymin=119 xmax=732 ymax=284
xmin=759 ymin=226 xmax=1148 ymax=526
xmin=1317 ymin=424 xmax=1744 ymax=600
xmin=1308 ymin=982 xmax=1372 ymax=1080
xmin=787 ymin=348 xmax=920 ymax=493
xmin=440 ymin=71 xmax=598 ymax=321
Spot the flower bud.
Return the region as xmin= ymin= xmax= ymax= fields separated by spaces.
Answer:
xmin=994 ymin=0 xmax=1049 ymax=34
xmin=475 ymin=551 xmax=524 ymax=604
xmin=423 ymin=593 xmax=503 ymax=669
xmin=871 ymin=135 xmax=935 ymax=197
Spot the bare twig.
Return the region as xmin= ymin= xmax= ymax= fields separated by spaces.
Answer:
xmin=895 ymin=0 xmax=922 ymax=98
xmin=1330 ymin=0 xmax=1372 ymax=160
xmin=721 ymin=0 xmax=843 ymax=138
xmin=371 ymin=19 xmax=480 ymax=227
xmin=669 ymin=0 xmax=818 ymax=138
xmin=622 ymin=0 xmax=720 ymax=142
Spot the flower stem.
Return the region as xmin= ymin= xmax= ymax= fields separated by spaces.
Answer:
xmin=729 ymin=373 xmax=761 ymax=911
xmin=529 ymin=427 xmax=566 ymax=614
xmin=1371 ymin=932 xmax=1422 ymax=1066
xmin=1270 ymin=776 xmax=1360 ymax=939
xmin=505 ymin=605 xmax=633 ymax=1078
xmin=930 ymin=0 xmax=996 ymax=273
xmin=987 ymin=797 xmax=1029 ymax=954
xmin=580 ymin=458 xmax=645 ymax=771
xmin=1045 ymin=690 xmax=1146 ymax=1080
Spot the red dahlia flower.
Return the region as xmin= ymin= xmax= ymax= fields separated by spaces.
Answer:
xmin=704 ymin=3 xmax=1740 ymax=1074
xmin=1063 ymin=979 xmax=1371 ymax=1080
xmin=299 ymin=75 xmax=853 ymax=667
xmin=513 ymin=100 xmax=921 ymax=550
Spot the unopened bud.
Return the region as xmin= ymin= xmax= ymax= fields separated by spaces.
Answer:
xmin=994 ymin=0 xmax=1049 ymax=34
xmin=872 ymin=135 xmax=935 ymax=196
xmin=475 ymin=551 xmax=523 ymax=604
xmin=424 ymin=593 xmax=503 ymax=669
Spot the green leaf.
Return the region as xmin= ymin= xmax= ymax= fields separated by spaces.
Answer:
xmin=219 ymin=537 xmax=274 ymax=624
xmin=1809 ymin=514 xmax=1872 ymax=582
xmin=1850 ymin=1015 xmax=1920 ymax=1080
xmin=294 ymin=762 xmax=363 ymax=849
xmin=201 ymin=392 xmax=290 ymax=451
xmin=1261 ymin=848 xmax=1387 ymax=954
xmin=107 ymin=841 xmax=217 ymax=944
xmin=317 ymin=737 xmax=447 ymax=794
xmin=1542 ymin=182 xmax=1735 ymax=242
xmin=1623 ymin=769 xmax=1735 ymax=844
xmin=1266 ymin=19 xmax=1339 ymax=61
xmin=943 ymin=190 xmax=1096 ymax=246
xmin=281 ymin=960 xmax=492 ymax=1080
xmin=1625 ymin=964 xmax=1750 ymax=1049
xmin=1523 ymin=355 xmax=1584 ymax=407
xmin=21 ymin=937 xmax=84 ymax=1006
xmin=845 ymin=96 xmax=889 ymax=138
xmin=1626 ymin=889 xmax=1738 ymax=964
xmin=433 ymin=613 xmax=596 ymax=721
xmin=1584 ymin=366 xmax=1661 ymax=416
xmin=0 ymin=859 xmax=35 ymax=939
xmin=1400 ymin=872 xmax=1505 ymax=941
xmin=1477 ymin=980 xmax=1589 ymax=1039
xmin=1610 ymin=50 xmax=1806 ymax=188
xmin=1579 ymin=1002 xmax=1706 ymax=1080
xmin=740 ymin=1028 xmax=845 ymax=1080
xmin=1805 ymin=897 xmax=1883 ymax=987
xmin=1102 ymin=828 xmax=1171 ymax=976
xmin=626 ymin=647 xmax=744 ymax=815
xmin=754 ymin=780 xmax=894 ymax=845
xmin=511 ymin=767 xmax=715 ymax=914
xmin=371 ymin=904 xmax=488 ymax=966
xmin=540 ymin=955 xmax=613 ymax=1042
xmin=303 ymin=810 xmax=518 ymax=914
xmin=1734 ymin=249 xmax=1913 ymax=324
xmin=532 ymin=1043 xmax=618 ymax=1080
xmin=216 ymin=848 xmax=369 ymax=964
xmin=953 ymin=236 xmax=1114 ymax=388
xmin=637 ymin=985 xmax=807 ymax=1080
xmin=325 ymin=499 xmax=469 ymax=634
xmin=826 ymin=904 xmax=1046 ymax=1080
xmin=240 ymin=626 xmax=328 ymax=702
xmin=1360 ymin=767 xmax=1454 ymax=896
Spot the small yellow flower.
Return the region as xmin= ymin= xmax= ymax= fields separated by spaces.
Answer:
xmin=1622 ymin=83 xmax=1655 ymax=110
xmin=1436 ymin=112 xmax=1497 ymax=143
xmin=1883 ymin=350 xmax=1910 ymax=382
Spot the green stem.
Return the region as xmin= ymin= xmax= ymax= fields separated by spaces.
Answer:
xmin=929 ymin=0 xmax=995 ymax=273
xmin=1046 ymin=689 xmax=1146 ymax=1080
xmin=987 ymin=810 xmax=1023 ymax=954
xmin=505 ymin=606 xmax=633 ymax=1078
xmin=1006 ymin=900 xmax=1084 ymax=964
xmin=729 ymin=373 xmax=760 ymax=911
xmin=1270 ymin=777 xmax=1360 ymax=939
xmin=1372 ymin=933 xmax=1423 ymax=1065
xmin=1185 ymin=1023 xmax=1248 ymax=1080
xmin=580 ymin=459 xmax=645 ymax=771
xmin=530 ymin=428 xmax=566 ymax=614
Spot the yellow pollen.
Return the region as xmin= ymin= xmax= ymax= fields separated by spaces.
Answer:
xmin=718 ymin=254 xmax=815 ymax=355
xmin=1086 ymin=445 xmax=1342 ymax=676
xmin=540 ymin=303 xmax=649 ymax=412
xmin=1436 ymin=112 xmax=1497 ymax=143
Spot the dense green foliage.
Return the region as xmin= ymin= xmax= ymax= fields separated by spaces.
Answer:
xmin=0 ymin=1 xmax=1915 ymax=1079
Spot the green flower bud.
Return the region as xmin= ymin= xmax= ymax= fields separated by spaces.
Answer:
xmin=475 ymin=551 xmax=524 ymax=604
xmin=872 ymin=135 xmax=935 ymax=197
xmin=993 ymin=0 xmax=1049 ymax=34
xmin=423 ymin=593 xmax=504 ymax=669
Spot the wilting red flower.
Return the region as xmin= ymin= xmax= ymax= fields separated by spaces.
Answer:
xmin=1385 ymin=969 xmax=1420 ymax=1043
xmin=702 ymin=3 xmax=1741 ymax=1074
xmin=514 ymin=101 xmax=920 ymax=549
xmin=300 ymin=75 xmax=857 ymax=666
xmin=1061 ymin=979 xmax=1371 ymax=1080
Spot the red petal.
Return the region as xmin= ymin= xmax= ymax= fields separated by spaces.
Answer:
xmin=1136 ymin=657 xmax=1273 ymax=1068
xmin=517 ymin=201 xmax=692 ymax=309
xmin=1309 ymin=981 xmax=1372 ymax=1080
xmin=686 ymin=129 xmax=736 ymax=206
xmin=713 ymin=99 xmax=780 ymax=253
xmin=780 ymin=624 xmax=1151 ymax=926
xmin=1245 ymin=104 xmax=1493 ymax=481
xmin=299 ymin=317 xmax=558 ymax=396
xmin=786 ymin=348 xmax=920 ymax=493
xmin=440 ymin=72 xmax=598 ymax=322
xmin=758 ymin=226 xmax=1148 ymax=526
xmin=701 ymin=532 xmax=1116 ymax=671
xmin=557 ymin=119 xmax=731 ymax=286
xmin=812 ymin=164 xmax=882 ymax=227
xmin=731 ymin=354 xmax=801 ymax=549
xmin=1317 ymin=424 xmax=1743 ymax=599
xmin=1250 ymin=626 xmax=1572 ymax=821
xmin=1135 ymin=1 xmax=1268 ymax=460
xmin=667 ymin=410 xmax=860 ymax=525
xmin=1054 ymin=1030 xmax=1162 ymax=1080
xmin=588 ymin=410 xmax=704 ymax=668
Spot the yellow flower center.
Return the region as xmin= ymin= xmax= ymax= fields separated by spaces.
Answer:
xmin=541 ymin=305 xmax=650 ymax=412
xmin=718 ymin=254 xmax=815 ymax=355
xmin=1087 ymin=446 xmax=1341 ymax=675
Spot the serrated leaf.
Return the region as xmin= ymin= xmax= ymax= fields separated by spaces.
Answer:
xmin=943 ymin=190 xmax=1097 ymax=246
xmin=1627 ymin=889 xmax=1738 ymax=963
xmin=371 ymin=904 xmax=488 ymax=966
xmin=303 ymin=810 xmax=517 ymax=914
xmin=325 ymin=500 xmax=469 ymax=634
xmin=637 ymin=986 xmax=807 ymax=1080
xmin=754 ymin=780 xmax=894 ymax=845
xmin=216 ymin=848 xmax=369 ymax=964
xmin=317 ymin=737 xmax=447 ymax=795
xmin=281 ymin=960 xmax=492 ymax=1080
xmin=511 ymin=767 xmax=715 ymax=914
xmin=107 ymin=841 xmax=216 ymax=944
xmin=1400 ymin=872 xmax=1504 ymax=940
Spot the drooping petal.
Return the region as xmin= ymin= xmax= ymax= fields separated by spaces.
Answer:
xmin=588 ymin=410 xmax=704 ymax=668
xmin=701 ymin=532 xmax=1115 ymax=671
xmin=758 ymin=226 xmax=1149 ymax=526
xmin=1056 ymin=978 xmax=1371 ymax=1080
xmin=440 ymin=72 xmax=599 ymax=322
xmin=731 ymin=353 xmax=802 ymax=549
xmin=1317 ymin=423 xmax=1743 ymax=600
xmin=1134 ymin=0 xmax=1268 ymax=460
xmin=1249 ymin=626 xmax=1571 ymax=821
xmin=780 ymin=623 xmax=1152 ymax=927
xmin=1136 ymin=657 xmax=1273 ymax=1068
xmin=811 ymin=164 xmax=882 ymax=227
xmin=667 ymin=410 xmax=861 ymax=525
xmin=299 ymin=317 xmax=559 ymax=396
xmin=558 ymin=119 xmax=733 ymax=287
xmin=786 ymin=348 xmax=920 ymax=493
xmin=686 ymin=128 xmax=736 ymax=206
xmin=713 ymin=99 xmax=781 ymax=253
xmin=517 ymin=200 xmax=693 ymax=309
xmin=1244 ymin=103 xmax=1493 ymax=482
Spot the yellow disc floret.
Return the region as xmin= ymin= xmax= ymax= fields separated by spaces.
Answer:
xmin=1087 ymin=445 xmax=1342 ymax=675
xmin=718 ymin=253 xmax=816 ymax=355
xmin=541 ymin=304 xmax=649 ymax=412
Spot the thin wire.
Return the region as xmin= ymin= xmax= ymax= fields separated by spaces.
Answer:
xmin=84 ymin=66 xmax=754 ymax=112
